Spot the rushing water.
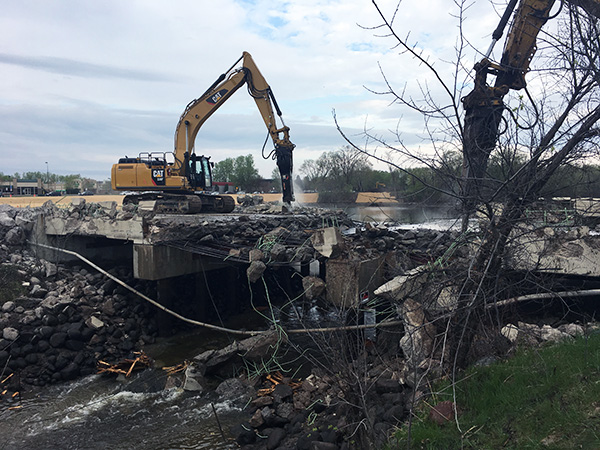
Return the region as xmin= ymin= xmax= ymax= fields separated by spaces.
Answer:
xmin=0 ymin=371 xmax=241 ymax=450
xmin=0 ymin=317 xmax=262 ymax=449
xmin=331 ymin=204 xmax=458 ymax=228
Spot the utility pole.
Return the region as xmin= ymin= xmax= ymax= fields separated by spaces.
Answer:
xmin=45 ymin=162 xmax=49 ymax=192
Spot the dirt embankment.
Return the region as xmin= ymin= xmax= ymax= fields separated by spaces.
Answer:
xmin=0 ymin=195 xmax=125 ymax=208
xmin=0 ymin=191 xmax=398 ymax=209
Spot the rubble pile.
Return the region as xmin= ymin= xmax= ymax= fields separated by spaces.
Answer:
xmin=0 ymin=204 xmax=160 ymax=388
xmin=224 ymin=363 xmax=408 ymax=450
xmin=148 ymin=205 xmax=353 ymax=248
xmin=0 ymin=200 xmax=458 ymax=389
xmin=0 ymin=247 xmax=159 ymax=387
xmin=180 ymin=328 xmax=412 ymax=449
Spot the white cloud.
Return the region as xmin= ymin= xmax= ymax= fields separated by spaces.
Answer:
xmin=0 ymin=0 xmax=512 ymax=179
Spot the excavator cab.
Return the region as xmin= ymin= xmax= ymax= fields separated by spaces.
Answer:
xmin=186 ymin=153 xmax=213 ymax=191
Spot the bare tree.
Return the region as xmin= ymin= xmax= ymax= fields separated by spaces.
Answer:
xmin=338 ymin=0 xmax=600 ymax=371
xmin=300 ymin=146 xmax=372 ymax=191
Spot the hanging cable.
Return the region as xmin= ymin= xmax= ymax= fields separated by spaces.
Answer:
xmin=28 ymin=241 xmax=402 ymax=335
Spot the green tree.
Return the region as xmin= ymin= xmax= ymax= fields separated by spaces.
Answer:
xmin=329 ymin=145 xmax=372 ymax=191
xmin=21 ymin=171 xmax=47 ymax=181
xmin=299 ymin=152 xmax=336 ymax=191
xmin=300 ymin=146 xmax=373 ymax=192
xmin=80 ymin=178 xmax=95 ymax=190
xmin=233 ymin=155 xmax=260 ymax=191
xmin=61 ymin=174 xmax=80 ymax=191
xmin=213 ymin=158 xmax=235 ymax=182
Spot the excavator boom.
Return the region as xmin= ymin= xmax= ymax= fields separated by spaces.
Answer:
xmin=173 ymin=52 xmax=295 ymax=203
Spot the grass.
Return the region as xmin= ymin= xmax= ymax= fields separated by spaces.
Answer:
xmin=390 ymin=332 xmax=600 ymax=449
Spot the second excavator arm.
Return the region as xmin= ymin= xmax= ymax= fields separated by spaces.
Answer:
xmin=461 ymin=0 xmax=556 ymax=193
xmin=173 ymin=51 xmax=295 ymax=203
xmin=460 ymin=0 xmax=600 ymax=220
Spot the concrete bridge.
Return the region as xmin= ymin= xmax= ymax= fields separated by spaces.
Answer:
xmin=29 ymin=197 xmax=600 ymax=318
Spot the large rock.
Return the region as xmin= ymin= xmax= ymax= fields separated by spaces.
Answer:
xmin=215 ymin=377 xmax=254 ymax=405
xmin=3 ymin=327 xmax=19 ymax=341
xmin=269 ymin=243 xmax=288 ymax=262
xmin=302 ymin=276 xmax=325 ymax=300
xmin=247 ymin=260 xmax=267 ymax=283
xmin=4 ymin=228 xmax=24 ymax=245
xmin=0 ymin=212 xmax=16 ymax=228
xmin=502 ymin=322 xmax=577 ymax=346
xmin=42 ymin=260 xmax=57 ymax=277
xmin=540 ymin=325 xmax=570 ymax=343
xmin=194 ymin=330 xmax=285 ymax=376
xmin=182 ymin=362 xmax=205 ymax=392
xmin=249 ymin=249 xmax=265 ymax=262
xmin=398 ymin=298 xmax=435 ymax=368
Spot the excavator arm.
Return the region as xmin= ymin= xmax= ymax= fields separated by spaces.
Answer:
xmin=461 ymin=0 xmax=556 ymax=203
xmin=460 ymin=0 xmax=599 ymax=220
xmin=173 ymin=52 xmax=295 ymax=203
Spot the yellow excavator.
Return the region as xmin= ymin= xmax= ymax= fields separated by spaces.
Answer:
xmin=461 ymin=0 xmax=600 ymax=213
xmin=111 ymin=51 xmax=295 ymax=213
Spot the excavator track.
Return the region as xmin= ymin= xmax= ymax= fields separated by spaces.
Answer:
xmin=197 ymin=193 xmax=236 ymax=213
xmin=123 ymin=193 xmax=235 ymax=214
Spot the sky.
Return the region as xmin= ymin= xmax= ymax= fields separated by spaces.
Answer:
xmin=0 ymin=0 xmax=503 ymax=180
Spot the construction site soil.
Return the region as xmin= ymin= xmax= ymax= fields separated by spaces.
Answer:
xmin=0 ymin=191 xmax=399 ymax=209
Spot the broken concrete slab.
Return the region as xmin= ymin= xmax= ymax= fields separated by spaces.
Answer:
xmin=44 ymin=216 xmax=145 ymax=243
xmin=398 ymin=298 xmax=436 ymax=368
xmin=326 ymin=254 xmax=386 ymax=308
xmin=71 ymin=198 xmax=86 ymax=208
xmin=249 ymin=249 xmax=265 ymax=262
xmin=182 ymin=363 xmax=206 ymax=392
xmin=85 ymin=316 xmax=105 ymax=329
xmin=374 ymin=266 xmax=430 ymax=302
xmin=269 ymin=243 xmax=288 ymax=262
xmin=302 ymin=276 xmax=326 ymax=300
xmin=194 ymin=330 xmax=284 ymax=376
xmin=508 ymin=225 xmax=600 ymax=277
xmin=311 ymin=227 xmax=346 ymax=259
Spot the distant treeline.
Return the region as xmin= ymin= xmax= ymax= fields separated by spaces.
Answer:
xmin=298 ymin=147 xmax=600 ymax=204
xmin=1 ymin=171 xmax=96 ymax=191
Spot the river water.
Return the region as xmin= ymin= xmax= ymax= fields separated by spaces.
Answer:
xmin=343 ymin=204 xmax=457 ymax=226
xmin=0 ymin=310 xmax=331 ymax=450
xmin=0 ymin=371 xmax=240 ymax=449
xmin=0 ymin=204 xmax=458 ymax=449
